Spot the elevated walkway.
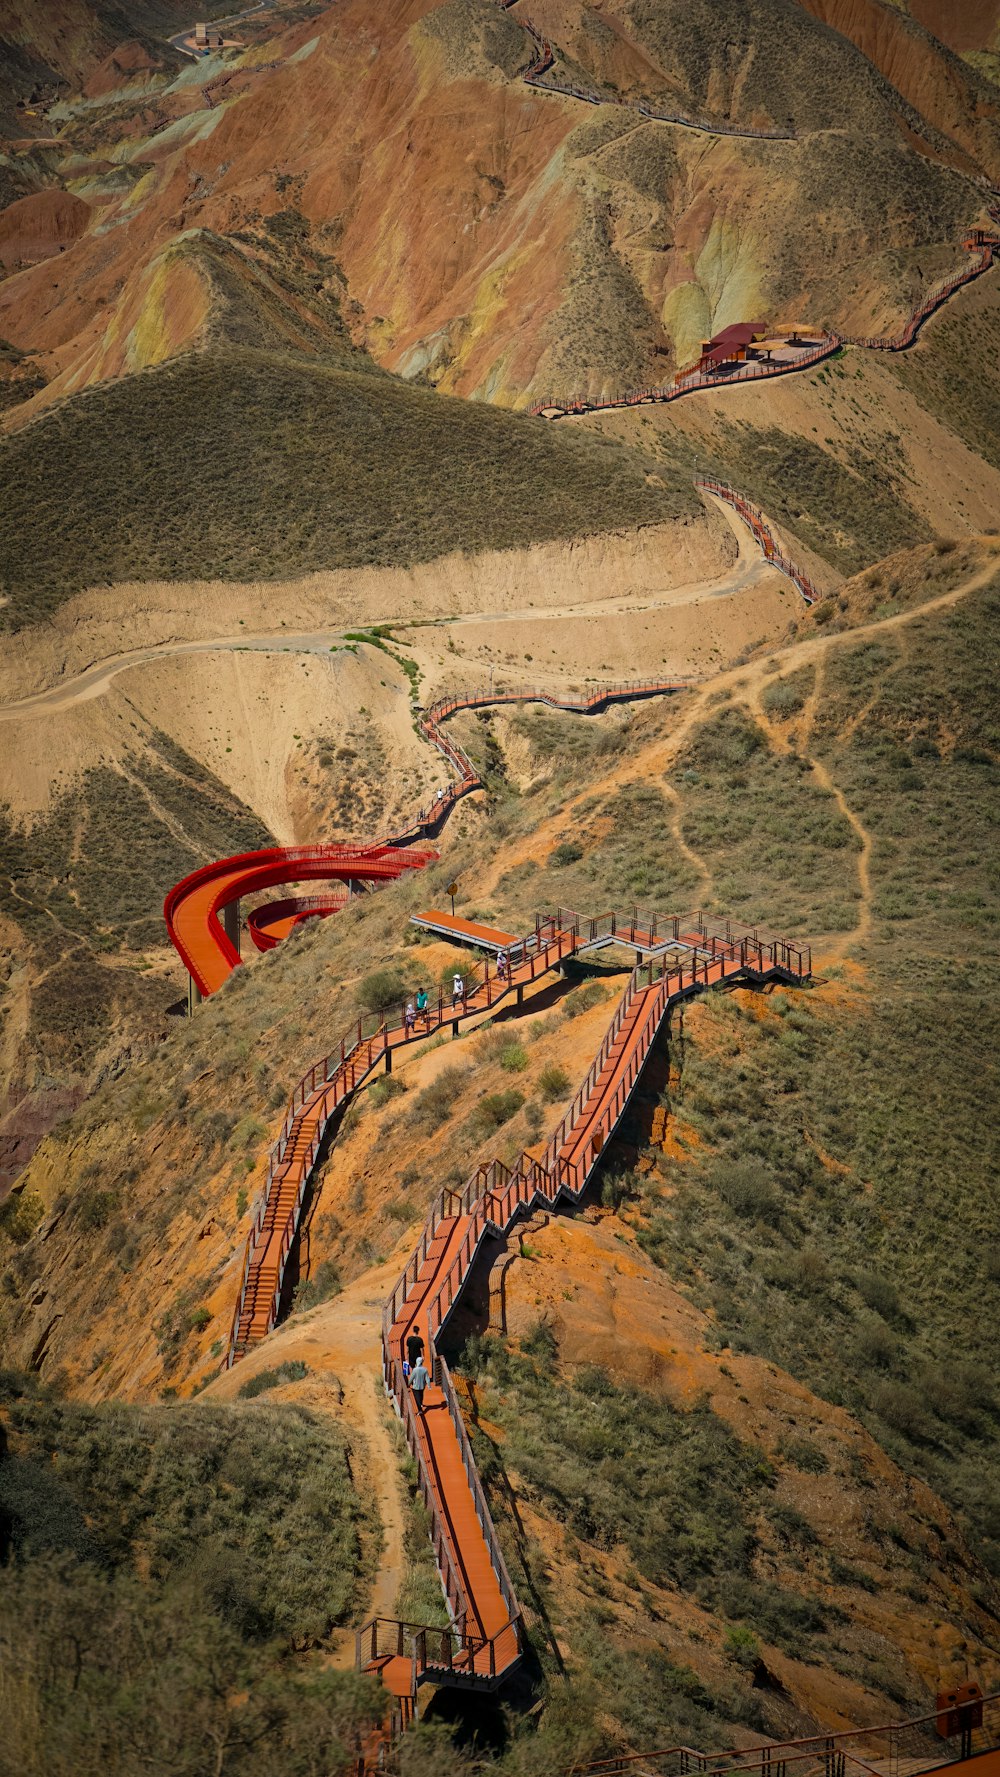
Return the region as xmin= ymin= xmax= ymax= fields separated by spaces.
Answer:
xmin=165 ymin=843 xmax=430 ymax=1001
xmin=165 ymin=677 xmax=692 ymax=1002
xmin=409 ymin=910 xmax=520 ymax=952
xmin=246 ymin=892 xmax=348 ymax=951
xmin=226 ymin=918 xmax=577 ymax=1364
xmin=362 ymin=914 xmax=812 ymax=1724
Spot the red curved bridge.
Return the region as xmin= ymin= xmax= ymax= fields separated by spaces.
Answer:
xmin=163 ymin=678 xmax=692 ymax=1003
xmin=245 ymin=892 xmax=349 ymax=951
xmin=164 ymin=843 xmax=432 ymax=1004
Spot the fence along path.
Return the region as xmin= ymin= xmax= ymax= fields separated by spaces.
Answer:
xmin=529 ymin=215 xmax=999 ymax=418
xmin=500 ymin=0 xmax=795 ymax=140
xmin=695 ymin=478 xmax=822 ymax=604
xmin=500 ymin=0 xmax=1000 ymax=422
xmin=562 ymin=1688 xmax=1000 ymax=1777
xmin=164 ymin=678 xmax=688 ymax=1003
xmin=221 ymin=679 xmax=697 ymax=1366
xmin=360 ymin=913 xmax=812 ymax=1737
xmin=225 ymin=915 xmax=578 ymax=1365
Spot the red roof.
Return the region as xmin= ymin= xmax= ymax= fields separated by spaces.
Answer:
xmin=707 ymin=321 xmax=766 ymax=349
xmin=698 ymin=321 xmax=766 ymax=371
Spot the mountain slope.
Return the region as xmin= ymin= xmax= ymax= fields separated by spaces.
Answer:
xmin=0 ymin=341 xmax=691 ymax=630
xmin=4 ymin=545 xmax=997 ymax=1762
xmin=0 ymin=0 xmax=996 ymax=419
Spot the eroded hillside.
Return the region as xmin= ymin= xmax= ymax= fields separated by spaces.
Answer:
xmin=2 ymin=2 xmax=1000 ymax=1769
xmin=3 ymin=541 xmax=999 ymax=1765
xmin=1 ymin=0 xmax=998 ymax=426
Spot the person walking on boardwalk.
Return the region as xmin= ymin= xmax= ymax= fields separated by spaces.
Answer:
xmin=497 ymin=949 xmax=508 ymax=982
xmin=410 ymin=1356 xmax=430 ymax=1414
xmin=406 ymin=1324 xmax=424 ymax=1367
xmin=416 ymin=986 xmax=429 ymax=1024
xmin=404 ymin=998 xmax=416 ymax=1034
xmin=452 ymin=972 xmax=464 ymax=1008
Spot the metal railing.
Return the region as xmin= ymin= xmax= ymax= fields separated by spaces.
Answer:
xmin=526 ymin=200 xmax=1000 ymax=422
xmin=564 ymin=1690 xmax=1000 ymax=1777
xmin=506 ymin=2 xmax=794 ymax=139
xmin=695 ymin=479 xmax=822 ymax=606
xmin=528 ymin=337 xmax=838 ymax=419
xmin=227 ymin=895 xmax=811 ymax=1366
xmin=388 ymin=678 xmax=694 ymax=847
xmin=226 ymin=918 xmax=580 ymax=1364
xmin=366 ymin=916 xmax=811 ymax=1706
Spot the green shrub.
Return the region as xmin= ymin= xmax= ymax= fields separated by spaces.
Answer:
xmin=369 ymin=1074 xmax=408 ymax=1110
xmin=237 ymin=1360 xmax=309 ymax=1399
xmin=291 ymin=1260 xmax=341 ymax=1313
xmin=0 ymin=1372 xmax=378 ymax=1772
xmin=74 ymin=1188 xmax=119 ymax=1231
xmin=779 ymin=1435 xmax=829 ymax=1475
xmin=385 ymin=1198 xmax=417 ymax=1223
xmin=538 ymin=1063 xmax=571 ymax=1101
xmin=472 ymin=1089 xmax=524 ymax=1134
xmin=724 ymin=1623 xmax=761 ymax=1668
xmin=601 ymin=1171 xmax=637 ymax=1210
xmin=551 ymin=840 xmax=584 ymax=867
xmin=499 ymin=1041 xmax=529 ymax=1073
xmin=409 ymin=1065 xmax=469 ymax=1131
xmin=358 ymin=967 xmax=408 ymax=1016
xmin=762 ymin=673 xmax=811 ymax=717
xmin=0 ymin=1190 xmax=44 ymax=1244
xmin=563 ymin=981 xmax=610 ymax=1019
xmin=767 ymin=1501 xmax=819 ymax=1548
xmin=714 ymin=1157 xmax=782 ymax=1225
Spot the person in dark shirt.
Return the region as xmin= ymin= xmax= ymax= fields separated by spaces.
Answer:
xmin=406 ymin=1325 xmax=424 ymax=1368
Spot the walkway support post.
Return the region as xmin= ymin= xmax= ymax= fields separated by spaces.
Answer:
xmin=223 ymin=898 xmax=241 ymax=956
xmin=187 ymin=974 xmax=202 ymax=1015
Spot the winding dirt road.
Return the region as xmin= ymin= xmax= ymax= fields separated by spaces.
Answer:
xmin=0 ymin=497 xmax=766 ymax=720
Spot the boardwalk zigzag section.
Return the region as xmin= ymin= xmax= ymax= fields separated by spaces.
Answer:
xmin=219 ymin=681 xmax=706 ymax=1369
xmin=359 ymin=915 xmax=812 ymax=1742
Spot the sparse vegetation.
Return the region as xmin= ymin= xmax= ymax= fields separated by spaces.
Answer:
xmin=0 ymin=1370 xmax=377 ymax=1776
xmin=0 ymin=349 xmax=692 ymax=630
xmin=237 ymin=1359 xmax=309 ymax=1398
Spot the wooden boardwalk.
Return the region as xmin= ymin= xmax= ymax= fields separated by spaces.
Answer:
xmin=362 ymin=918 xmax=812 ymax=1720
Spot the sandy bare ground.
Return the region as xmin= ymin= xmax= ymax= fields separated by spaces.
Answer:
xmin=0 ymin=494 xmax=794 ymax=831
xmin=0 ymin=494 xmax=773 ymax=721
xmin=0 ymin=509 xmax=737 ymax=706
xmin=470 ymin=545 xmax=1000 ymax=954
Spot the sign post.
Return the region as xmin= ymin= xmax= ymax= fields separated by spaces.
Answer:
xmin=446 ymin=880 xmax=458 ymax=918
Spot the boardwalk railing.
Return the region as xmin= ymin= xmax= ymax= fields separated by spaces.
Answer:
xmin=364 ymin=916 xmax=811 ymax=1713
xmin=225 ymin=916 xmax=578 ymax=1365
xmin=508 ymin=3 xmax=794 ymax=140
xmin=695 ymin=478 xmax=821 ymax=604
xmin=526 ymin=198 xmax=1000 ymax=421
xmin=564 ymin=1689 xmax=1000 ymax=1777
xmin=529 ymin=335 xmax=838 ymax=418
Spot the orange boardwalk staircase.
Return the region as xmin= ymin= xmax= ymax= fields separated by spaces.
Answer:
xmin=359 ymin=912 xmax=812 ymax=1732
xmin=225 ymin=916 xmax=580 ymax=1366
